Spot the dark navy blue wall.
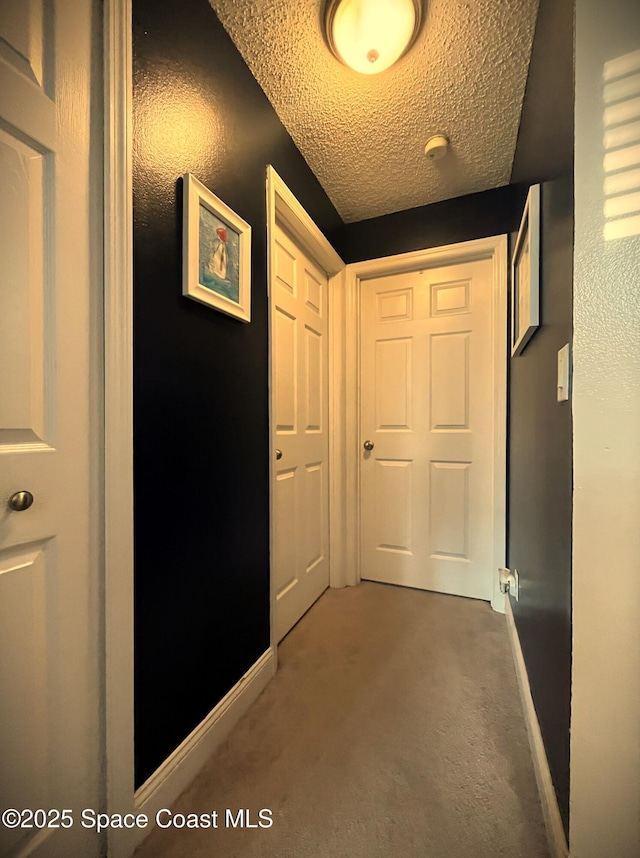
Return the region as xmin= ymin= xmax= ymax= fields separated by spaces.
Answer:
xmin=508 ymin=175 xmax=574 ymax=837
xmin=336 ymin=184 xmax=529 ymax=263
xmin=132 ymin=0 xmax=342 ymax=786
xmin=508 ymin=0 xmax=574 ymax=838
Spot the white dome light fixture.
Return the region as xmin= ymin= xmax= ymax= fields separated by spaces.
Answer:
xmin=325 ymin=0 xmax=423 ymax=75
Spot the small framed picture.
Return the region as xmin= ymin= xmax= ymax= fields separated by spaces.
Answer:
xmin=511 ymin=184 xmax=540 ymax=356
xmin=182 ymin=173 xmax=251 ymax=322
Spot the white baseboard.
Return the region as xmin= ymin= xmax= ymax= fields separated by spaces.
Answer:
xmin=126 ymin=649 xmax=275 ymax=854
xmin=505 ymin=598 xmax=569 ymax=858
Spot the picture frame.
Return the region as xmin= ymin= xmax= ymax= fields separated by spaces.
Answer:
xmin=511 ymin=184 xmax=540 ymax=356
xmin=182 ymin=173 xmax=252 ymax=322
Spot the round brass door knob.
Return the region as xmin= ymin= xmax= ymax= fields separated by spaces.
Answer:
xmin=8 ymin=490 xmax=34 ymax=512
xmin=363 ymin=440 xmax=374 ymax=451
xmin=275 ymin=449 xmax=283 ymax=460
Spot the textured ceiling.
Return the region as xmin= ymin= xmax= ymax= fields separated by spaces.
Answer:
xmin=210 ymin=0 xmax=540 ymax=223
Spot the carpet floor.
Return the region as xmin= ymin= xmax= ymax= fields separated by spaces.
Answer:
xmin=135 ymin=582 xmax=549 ymax=857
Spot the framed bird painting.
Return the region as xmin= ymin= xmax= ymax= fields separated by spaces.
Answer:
xmin=182 ymin=173 xmax=251 ymax=322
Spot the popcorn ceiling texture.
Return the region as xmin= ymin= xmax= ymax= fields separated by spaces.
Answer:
xmin=209 ymin=0 xmax=540 ymax=222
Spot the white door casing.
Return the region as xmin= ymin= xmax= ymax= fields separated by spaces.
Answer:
xmin=360 ymin=259 xmax=495 ymax=600
xmin=104 ymin=0 xmax=136 ymax=855
xmin=343 ymin=237 xmax=507 ymax=610
xmin=0 ymin=1 xmax=101 ymax=855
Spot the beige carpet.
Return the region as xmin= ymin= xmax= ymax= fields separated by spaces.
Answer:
xmin=135 ymin=582 xmax=549 ymax=857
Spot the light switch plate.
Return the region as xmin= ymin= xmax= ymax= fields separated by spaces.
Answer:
xmin=557 ymin=343 xmax=571 ymax=402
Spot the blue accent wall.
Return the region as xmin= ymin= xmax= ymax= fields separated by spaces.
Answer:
xmin=508 ymin=175 xmax=574 ymax=837
xmin=132 ymin=0 xmax=341 ymax=786
xmin=337 ymin=184 xmax=529 ymax=263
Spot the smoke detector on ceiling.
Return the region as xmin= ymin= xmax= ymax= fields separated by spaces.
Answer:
xmin=424 ymin=135 xmax=449 ymax=161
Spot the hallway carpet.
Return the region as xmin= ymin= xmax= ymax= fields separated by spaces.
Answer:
xmin=135 ymin=583 xmax=549 ymax=857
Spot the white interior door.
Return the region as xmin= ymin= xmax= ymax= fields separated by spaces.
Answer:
xmin=271 ymin=223 xmax=330 ymax=641
xmin=360 ymin=258 xmax=496 ymax=600
xmin=0 ymin=2 xmax=100 ymax=855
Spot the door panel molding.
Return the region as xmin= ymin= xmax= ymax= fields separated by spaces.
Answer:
xmin=343 ymin=236 xmax=508 ymax=611
xmin=266 ymin=167 xmax=346 ymax=657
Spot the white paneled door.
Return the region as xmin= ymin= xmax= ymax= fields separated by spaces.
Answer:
xmin=360 ymin=259 xmax=495 ymax=600
xmin=271 ymin=224 xmax=330 ymax=641
xmin=0 ymin=1 xmax=100 ymax=856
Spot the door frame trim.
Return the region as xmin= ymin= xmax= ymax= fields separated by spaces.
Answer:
xmin=104 ymin=0 xmax=135 ymax=854
xmin=344 ymin=236 xmax=508 ymax=611
xmin=266 ymin=166 xmax=346 ymax=653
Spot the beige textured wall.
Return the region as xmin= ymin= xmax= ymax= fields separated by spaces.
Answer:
xmin=571 ymin=1 xmax=640 ymax=855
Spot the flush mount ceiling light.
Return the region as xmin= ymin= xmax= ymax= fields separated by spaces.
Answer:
xmin=325 ymin=0 xmax=423 ymax=75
